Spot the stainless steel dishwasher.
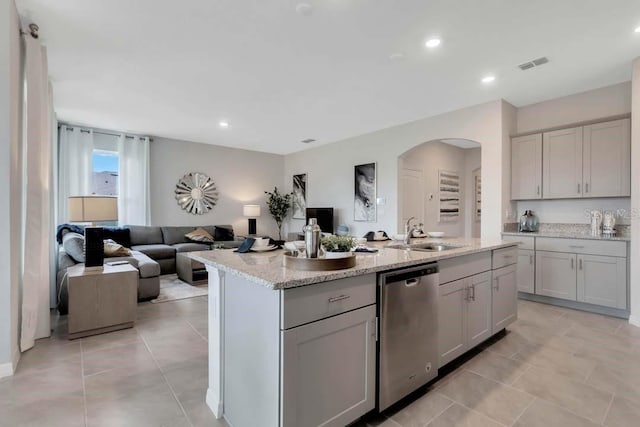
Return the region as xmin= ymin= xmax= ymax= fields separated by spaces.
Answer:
xmin=378 ymin=262 xmax=439 ymax=411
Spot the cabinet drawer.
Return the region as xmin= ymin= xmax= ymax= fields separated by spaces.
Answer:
xmin=492 ymin=246 xmax=518 ymax=269
xmin=439 ymin=252 xmax=492 ymax=284
xmin=281 ymin=274 xmax=376 ymax=329
xmin=536 ymin=237 xmax=626 ymax=257
xmin=501 ymin=235 xmax=535 ymax=250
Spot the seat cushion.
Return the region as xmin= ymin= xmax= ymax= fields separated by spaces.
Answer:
xmin=62 ymin=232 xmax=85 ymax=263
xmin=214 ymin=225 xmax=235 ymax=241
xmin=161 ymin=226 xmax=197 ymax=245
xmin=105 ymin=251 xmax=161 ymax=278
xmin=185 ymin=227 xmax=214 ymax=243
xmin=127 ymin=225 xmax=163 ymax=246
xmin=173 ymin=242 xmax=211 ymax=253
xmin=131 ymin=244 xmax=176 ymax=260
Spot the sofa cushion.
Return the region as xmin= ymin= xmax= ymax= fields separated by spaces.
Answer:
xmin=104 ymin=239 xmax=132 ymax=257
xmin=127 ymin=225 xmax=163 ymax=246
xmin=214 ymin=225 xmax=235 ymax=241
xmin=131 ymin=244 xmax=176 ymax=260
xmin=173 ymin=242 xmax=211 ymax=253
xmin=106 ymin=251 xmax=160 ymax=278
xmin=62 ymin=232 xmax=85 ymax=263
xmin=103 ymin=227 xmax=131 ymax=248
xmin=185 ymin=227 xmax=214 ymax=243
xmin=161 ymin=226 xmax=196 ymax=245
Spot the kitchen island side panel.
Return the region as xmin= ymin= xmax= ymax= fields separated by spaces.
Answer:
xmin=223 ymin=273 xmax=281 ymax=427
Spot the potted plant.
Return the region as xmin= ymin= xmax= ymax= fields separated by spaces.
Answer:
xmin=264 ymin=187 xmax=292 ymax=244
xmin=321 ymin=235 xmax=355 ymax=258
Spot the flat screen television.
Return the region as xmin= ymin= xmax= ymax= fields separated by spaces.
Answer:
xmin=305 ymin=207 xmax=334 ymax=234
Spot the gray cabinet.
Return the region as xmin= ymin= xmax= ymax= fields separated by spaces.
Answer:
xmin=535 ymin=250 xmax=577 ymax=300
xmin=543 ymin=126 xmax=583 ymax=199
xmin=281 ymin=305 xmax=376 ymax=427
xmin=516 ymin=250 xmax=535 ymax=293
xmin=577 ymin=254 xmax=627 ymax=309
xmin=583 ymin=118 xmax=631 ymax=197
xmin=438 ymin=272 xmax=492 ymax=368
xmin=511 ymin=134 xmax=542 ymax=200
xmin=491 ymin=264 xmax=518 ymax=333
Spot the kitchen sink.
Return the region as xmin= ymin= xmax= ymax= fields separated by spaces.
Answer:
xmin=387 ymin=243 xmax=461 ymax=252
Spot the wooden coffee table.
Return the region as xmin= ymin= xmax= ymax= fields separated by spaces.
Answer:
xmin=176 ymin=252 xmax=208 ymax=285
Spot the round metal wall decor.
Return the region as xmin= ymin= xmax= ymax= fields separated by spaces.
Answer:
xmin=174 ymin=172 xmax=219 ymax=215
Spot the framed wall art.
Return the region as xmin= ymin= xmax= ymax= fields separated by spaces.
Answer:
xmin=438 ymin=169 xmax=460 ymax=223
xmin=292 ymin=173 xmax=307 ymax=219
xmin=354 ymin=162 xmax=376 ymax=222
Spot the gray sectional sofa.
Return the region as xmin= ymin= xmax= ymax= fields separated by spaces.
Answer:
xmin=56 ymin=224 xmax=244 ymax=314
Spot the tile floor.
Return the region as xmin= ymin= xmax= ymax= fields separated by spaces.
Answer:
xmin=1 ymin=298 xmax=639 ymax=426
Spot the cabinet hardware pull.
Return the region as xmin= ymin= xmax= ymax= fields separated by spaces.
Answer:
xmin=585 ymin=183 xmax=589 ymax=193
xmin=504 ymin=255 xmax=514 ymax=259
xmin=537 ymin=185 xmax=540 ymax=195
xmin=328 ymin=294 xmax=351 ymax=303
xmin=470 ymin=285 xmax=476 ymax=301
xmin=529 ymin=255 xmax=533 ymax=264
xmin=579 ymin=259 xmax=583 ymax=270
xmin=494 ymin=277 xmax=500 ymax=291
xmin=571 ymin=258 xmax=574 ymax=269
xmin=569 ymin=245 xmax=584 ymax=249
xmin=578 ymin=183 xmax=581 ymax=194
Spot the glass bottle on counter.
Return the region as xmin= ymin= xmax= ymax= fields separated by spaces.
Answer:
xmin=525 ymin=210 xmax=539 ymax=232
xmin=303 ymin=218 xmax=321 ymax=258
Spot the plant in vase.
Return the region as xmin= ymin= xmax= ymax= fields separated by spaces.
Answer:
xmin=321 ymin=236 xmax=355 ymax=258
xmin=264 ymin=187 xmax=292 ymax=244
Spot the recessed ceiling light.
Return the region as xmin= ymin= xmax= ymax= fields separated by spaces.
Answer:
xmin=635 ymin=26 xmax=640 ymax=33
xmin=295 ymin=3 xmax=313 ymax=16
xmin=425 ymin=38 xmax=441 ymax=48
xmin=389 ymin=52 xmax=405 ymax=61
xmin=219 ymin=121 xmax=229 ymax=128
xmin=481 ymin=75 xmax=496 ymax=83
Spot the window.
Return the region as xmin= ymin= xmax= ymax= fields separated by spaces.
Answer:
xmin=92 ymin=150 xmax=119 ymax=196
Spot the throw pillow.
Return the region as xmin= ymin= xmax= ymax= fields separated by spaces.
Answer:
xmin=62 ymin=232 xmax=85 ymax=263
xmin=185 ymin=227 xmax=215 ymax=243
xmin=214 ymin=226 xmax=235 ymax=241
xmin=102 ymin=227 xmax=132 ymax=248
xmin=103 ymin=239 xmax=132 ymax=257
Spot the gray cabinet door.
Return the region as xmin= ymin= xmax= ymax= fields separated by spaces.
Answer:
xmin=511 ymin=134 xmax=542 ymax=200
xmin=466 ymin=272 xmax=493 ymax=348
xmin=535 ymin=251 xmax=577 ymax=300
xmin=577 ymin=255 xmax=627 ymax=309
xmin=543 ymin=127 xmax=583 ymax=199
xmin=438 ymin=279 xmax=467 ymax=368
xmin=491 ymin=264 xmax=518 ymax=333
xmin=516 ymin=249 xmax=535 ymax=293
xmin=583 ymin=118 xmax=631 ymax=197
xmin=281 ymin=305 xmax=376 ymax=427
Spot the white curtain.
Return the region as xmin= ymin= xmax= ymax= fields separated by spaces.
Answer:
xmin=57 ymin=125 xmax=94 ymax=223
xmin=117 ymin=135 xmax=150 ymax=225
xmin=21 ymin=37 xmax=53 ymax=351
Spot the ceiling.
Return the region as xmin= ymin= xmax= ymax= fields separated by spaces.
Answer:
xmin=16 ymin=0 xmax=640 ymax=155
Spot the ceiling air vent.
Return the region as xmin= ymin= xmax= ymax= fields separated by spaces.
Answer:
xmin=301 ymin=138 xmax=315 ymax=144
xmin=518 ymin=56 xmax=549 ymax=71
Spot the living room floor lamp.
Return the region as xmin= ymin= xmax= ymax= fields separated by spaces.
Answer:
xmin=243 ymin=205 xmax=261 ymax=235
xmin=69 ymin=196 xmax=118 ymax=269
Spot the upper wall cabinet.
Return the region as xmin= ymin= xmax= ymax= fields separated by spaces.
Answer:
xmin=583 ymin=119 xmax=631 ymax=198
xmin=511 ymin=118 xmax=631 ymax=200
xmin=543 ymin=126 xmax=584 ymax=199
xmin=511 ymin=134 xmax=542 ymax=200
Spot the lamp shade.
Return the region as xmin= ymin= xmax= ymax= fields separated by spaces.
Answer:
xmin=243 ymin=205 xmax=261 ymax=217
xmin=68 ymin=196 xmax=118 ymax=222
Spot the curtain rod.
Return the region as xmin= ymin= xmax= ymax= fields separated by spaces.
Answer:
xmin=59 ymin=125 xmax=153 ymax=141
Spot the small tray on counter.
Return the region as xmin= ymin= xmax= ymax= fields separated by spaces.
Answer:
xmin=282 ymin=252 xmax=356 ymax=271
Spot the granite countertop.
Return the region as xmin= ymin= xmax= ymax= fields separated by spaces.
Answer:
xmin=501 ymin=231 xmax=630 ymax=242
xmin=188 ymin=237 xmax=517 ymax=290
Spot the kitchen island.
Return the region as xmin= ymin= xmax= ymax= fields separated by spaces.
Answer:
xmin=190 ymin=237 xmax=518 ymax=427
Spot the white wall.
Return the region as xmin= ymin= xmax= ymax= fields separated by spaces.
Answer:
xmin=149 ymin=137 xmax=284 ymax=238
xmin=630 ymin=59 xmax=640 ymax=327
xmin=514 ymin=82 xmax=632 ymax=225
xmin=284 ymin=100 xmax=510 ymax=240
xmin=0 ymin=0 xmax=23 ymax=376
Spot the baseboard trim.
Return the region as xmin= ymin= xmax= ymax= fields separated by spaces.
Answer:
xmin=629 ymin=314 xmax=640 ymax=327
xmin=206 ymin=388 xmax=223 ymax=419
xmin=518 ymin=292 xmax=629 ymax=319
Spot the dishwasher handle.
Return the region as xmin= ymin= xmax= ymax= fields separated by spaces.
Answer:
xmin=383 ymin=264 xmax=439 ymax=284
xmin=404 ymin=278 xmax=420 ymax=287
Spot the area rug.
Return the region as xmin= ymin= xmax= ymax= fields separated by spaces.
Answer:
xmin=151 ymin=274 xmax=208 ymax=303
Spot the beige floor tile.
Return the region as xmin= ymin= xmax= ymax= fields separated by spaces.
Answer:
xmin=436 ymin=370 xmax=533 ymax=425
xmin=426 ymin=403 xmax=503 ymax=427
xmin=564 ymin=324 xmax=640 ymax=355
xmin=512 ymin=366 xmax=612 ymax=423
xmin=84 ymin=368 xmax=168 ymax=404
xmin=604 ymin=396 xmax=640 ymax=427
xmin=462 ymin=349 xmax=530 ymax=385
xmin=586 ymin=363 xmax=640 ymax=403
xmin=82 ymin=340 xmax=158 ymax=377
xmin=512 ymin=343 xmax=596 ymax=382
xmin=615 ymin=322 xmax=640 ymax=340
xmin=513 ymin=398 xmax=600 ymax=427
xmin=81 ymin=327 xmax=141 ymax=354
xmin=0 ymin=395 xmax=86 ymax=427
xmin=561 ymin=309 xmax=625 ymax=333
xmin=509 ymin=318 xmax=570 ymax=344
xmin=387 ymin=391 xmax=453 ymax=427
xmin=143 ymin=333 xmax=208 ymax=370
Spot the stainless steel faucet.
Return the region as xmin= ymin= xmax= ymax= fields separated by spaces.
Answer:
xmin=404 ymin=217 xmax=415 ymax=245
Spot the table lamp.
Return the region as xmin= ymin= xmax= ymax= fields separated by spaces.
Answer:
xmin=243 ymin=205 xmax=261 ymax=235
xmin=69 ymin=196 xmax=118 ymax=269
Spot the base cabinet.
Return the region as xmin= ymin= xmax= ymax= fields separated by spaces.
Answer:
xmin=491 ymin=264 xmax=518 ymax=333
xmin=535 ymin=251 xmax=577 ymax=300
xmin=516 ymin=249 xmax=535 ymax=293
xmin=577 ymin=255 xmax=627 ymax=309
xmin=281 ymin=305 xmax=376 ymax=427
xmin=438 ymin=272 xmax=492 ymax=368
